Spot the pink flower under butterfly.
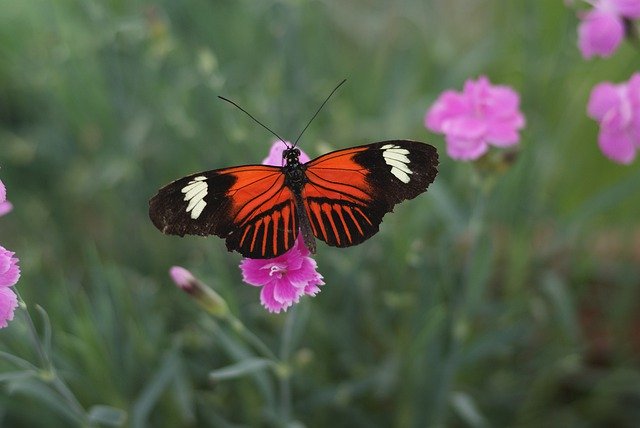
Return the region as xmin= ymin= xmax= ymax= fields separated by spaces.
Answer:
xmin=577 ymin=0 xmax=640 ymax=59
xmin=425 ymin=76 xmax=526 ymax=161
xmin=587 ymin=72 xmax=640 ymax=164
xmin=240 ymin=141 xmax=324 ymax=313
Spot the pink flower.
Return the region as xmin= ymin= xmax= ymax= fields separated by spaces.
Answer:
xmin=0 ymin=246 xmax=20 ymax=328
xmin=262 ymin=140 xmax=311 ymax=165
xmin=240 ymin=237 xmax=324 ymax=313
xmin=577 ymin=0 xmax=640 ymax=59
xmin=0 ymin=179 xmax=13 ymax=217
xmin=587 ymin=72 xmax=640 ymax=164
xmin=240 ymin=140 xmax=323 ymax=313
xmin=425 ymin=76 xmax=526 ymax=161
xmin=170 ymin=266 xmax=229 ymax=316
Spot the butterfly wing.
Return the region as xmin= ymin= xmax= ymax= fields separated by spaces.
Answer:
xmin=302 ymin=140 xmax=438 ymax=247
xmin=149 ymin=165 xmax=299 ymax=258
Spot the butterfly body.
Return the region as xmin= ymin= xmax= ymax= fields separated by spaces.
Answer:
xmin=149 ymin=140 xmax=438 ymax=259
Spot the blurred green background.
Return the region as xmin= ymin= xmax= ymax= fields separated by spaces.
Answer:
xmin=2 ymin=0 xmax=640 ymax=426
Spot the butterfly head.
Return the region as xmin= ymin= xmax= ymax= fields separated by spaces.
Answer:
xmin=283 ymin=147 xmax=301 ymax=166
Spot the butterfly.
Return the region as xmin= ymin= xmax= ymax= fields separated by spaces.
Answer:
xmin=149 ymin=140 xmax=438 ymax=259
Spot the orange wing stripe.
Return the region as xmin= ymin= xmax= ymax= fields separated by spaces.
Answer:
xmin=239 ymin=224 xmax=251 ymax=247
xmin=261 ymin=216 xmax=271 ymax=257
xmin=333 ymin=204 xmax=352 ymax=243
xmin=271 ymin=210 xmax=281 ymax=256
xmin=249 ymin=219 xmax=261 ymax=253
xmin=354 ymin=207 xmax=373 ymax=226
xmin=343 ymin=206 xmax=364 ymax=236
xmin=310 ymin=201 xmax=328 ymax=242
xmin=321 ymin=203 xmax=341 ymax=245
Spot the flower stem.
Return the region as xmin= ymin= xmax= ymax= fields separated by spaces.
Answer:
xmin=16 ymin=292 xmax=87 ymax=421
xmin=278 ymin=305 xmax=298 ymax=423
xmin=433 ymin=167 xmax=489 ymax=425
xmin=224 ymin=314 xmax=279 ymax=362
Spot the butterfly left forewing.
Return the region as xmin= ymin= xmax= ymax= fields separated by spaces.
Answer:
xmin=149 ymin=165 xmax=299 ymax=258
xmin=303 ymin=140 xmax=438 ymax=248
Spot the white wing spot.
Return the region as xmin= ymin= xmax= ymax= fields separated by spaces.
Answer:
xmin=181 ymin=176 xmax=208 ymax=219
xmin=382 ymin=145 xmax=412 ymax=183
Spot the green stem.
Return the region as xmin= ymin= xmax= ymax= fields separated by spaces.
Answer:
xmin=278 ymin=305 xmax=298 ymax=424
xmin=433 ymin=167 xmax=489 ymax=425
xmin=224 ymin=314 xmax=279 ymax=362
xmin=16 ymin=292 xmax=87 ymax=421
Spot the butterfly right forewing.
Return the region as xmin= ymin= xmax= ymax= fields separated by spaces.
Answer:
xmin=302 ymin=140 xmax=438 ymax=248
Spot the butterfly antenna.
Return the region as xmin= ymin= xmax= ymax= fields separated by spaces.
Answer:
xmin=292 ymin=79 xmax=347 ymax=148
xmin=218 ymin=96 xmax=289 ymax=147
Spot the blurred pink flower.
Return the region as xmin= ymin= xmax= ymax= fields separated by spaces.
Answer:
xmin=240 ymin=140 xmax=323 ymax=313
xmin=170 ymin=266 xmax=196 ymax=291
xmin=587 ymin=72 xmax=640 ymax=164
xmin=577 ymin=0 xmax=640 ymax=59
xmin=240 ymin=237 xmax=324 ymax=313
xmin=0 ymin=246 xmax=20 ymax=328
xmin=0 ymin=179 xmax=13 ymax=217
xmin=425 ymin=76 xmax=526 ymax=161
xmin=170 ymin=266 xmax=229 ymax=316
xmin=262 ymin=140 xmax=311 ymax=165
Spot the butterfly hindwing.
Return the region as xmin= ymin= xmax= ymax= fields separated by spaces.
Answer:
xmin=302 ymin=140 xmax=438 ymax=247
xmin=149 ymin=165 xmax=298 ymax=258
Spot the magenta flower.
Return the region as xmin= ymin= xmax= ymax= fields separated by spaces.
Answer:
xmin=425 ymin=76 xmax=526 ymax=161
xmin=0 ymin=246 xmax=20 ymax=328
xmin=577 ymin=0 xmax=640 ymax=59
xmin=240 ymin=237 xmax=324 ymax=313
xmin=0 ymin=179 xmax=13 ymax=217
xmin=262 ymin=139 xmax=311 ymax=165
xmin=240 ymin=140 xmax=323 ymax=313
xmin=587 ymin=72 xmax=640 ymax=164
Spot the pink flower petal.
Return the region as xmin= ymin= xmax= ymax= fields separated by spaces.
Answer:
xmin=441 ymin=116 xmax=487 ymax=141
xmin=0 ymin=201 xmax=12 ymax=217
xmin=0 ymin=180 xmax=5 ymax=204
xmin=425 ymin=91 xmax=471 ymax=132
xmin=260 ymin=281 xmax=294 ymax=313
xmin=445 ymin=134 xmax=489 ymax=161
xmin=485 ymin=119 xmax=523 ymax=146
xmin=610 ymin=0 xmax=640 ymax=18
xmin=0 ymin=248 xmax=19 ymax=288
xmin=588 ymin=82 xmax=621 ymax=121
xmin=578 ymin=8 xmax=624 ymax=59
xmin=239 ymin=258 xmax=273 ymax=286
xmin=599 ymin=126 xmax=637 ymax=164
xmin=262 ymin=140 xmax=311 ymax=166
xmin=483 ymin=86 xmax=522 ymax=119
xmin=272 ymin=277 xmax=303 ymax=304
xmin=425 ymin=76 xmax=525 ymax=161
xmin=0 ymin=287 xmax=18 ymax=328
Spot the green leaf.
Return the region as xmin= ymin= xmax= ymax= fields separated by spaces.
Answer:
xmin=131 ymin=346 xmax=182 ymax=428
xmin=0 ymin=370 xmax=38 ymax=383
xmin=450 ymin=391 xmax=487 ymax=428
xmin=209 ymin=358 xmax=275 ymax=382
xmin=87 ymin=405 xmax=127 ymax=427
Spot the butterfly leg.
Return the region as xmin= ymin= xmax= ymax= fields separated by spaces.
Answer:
xmin=294 ymin=192 xmax=316 ymax=254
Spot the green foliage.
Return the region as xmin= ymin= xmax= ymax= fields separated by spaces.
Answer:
xmin=2 ymin=0 xmax=640 ymax=426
